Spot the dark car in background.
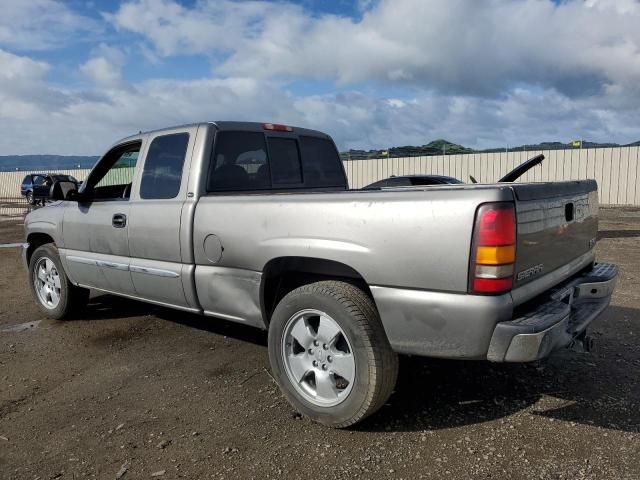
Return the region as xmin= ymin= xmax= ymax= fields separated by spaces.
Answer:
xmin=363 ymin=174 xmax=464 ymax=189
xmin=362 ymin=154 xmax=546 ymax=190
xmin=21 ymin=174 xmax=80 ymax=205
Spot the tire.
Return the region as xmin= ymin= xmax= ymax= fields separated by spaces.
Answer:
xmin=268 ymin=280 xmax=398 ymax=428
xmin=25 ymin=191 xmax=35 ymax=205
xmin=28 ymin=244 xmax=90 ymax=319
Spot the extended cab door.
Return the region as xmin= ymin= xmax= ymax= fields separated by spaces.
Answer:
xmin=127 ymin=126 xmax=198 ymax=309
xmin=61 ymin=140 xmax=143 ymax=295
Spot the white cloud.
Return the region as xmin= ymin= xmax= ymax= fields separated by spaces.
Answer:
xmin=80 ymin=44 xmax=126 ymax=88
xmin=0 ymin=48 xmax=52 ymax=119
xmin=1 ymin=0 xmax=640 ymax=155
xmin=0 ymin=0 xmax=98 ymax=50
xmin=108 ymin=0 xmax=640 ymax=103
xmin=1 ymin=47 xmax=638 ymax=156
xmin=0 ymin=48 xmax=49 ymax=82
xmin=106 ymin=0 xmax=275 ymax=56
xmin=386 ymin=99 xmax=407 ymax=108
xmin=80 ymin=57 xmax=122 ymax=88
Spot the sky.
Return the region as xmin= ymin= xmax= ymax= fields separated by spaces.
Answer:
xmin=1 ymin=0 xmax=640 ymax=155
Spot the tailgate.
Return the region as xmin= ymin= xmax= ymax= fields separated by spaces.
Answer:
xmin=512 ymin=180 xmax=599 ymax=292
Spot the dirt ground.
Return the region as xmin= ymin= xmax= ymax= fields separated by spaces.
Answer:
xmin=0 ymin=206 xmax=638 ymax=480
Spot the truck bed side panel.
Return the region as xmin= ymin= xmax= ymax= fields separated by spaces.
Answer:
xmin=191 ymin=186 xmax=515 ymax=325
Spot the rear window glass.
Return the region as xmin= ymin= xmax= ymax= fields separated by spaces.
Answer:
xmin=410 ymin=177 xmax=440 ymax=186
xmin=207 ymin=130 xmax=346 ymax=192
xmin=140 ymin=133 xmax=189 ymax=199
xmin=267 ymin=137 xmax=302 ymax=185
xmin=298 ymin=136 xmax=344 ymax=187
xmin=413 ymin=176 xmax=462 ymax=185
xmin=51 ymin=175 xmax=78 ymax=183
xmin=366 ymin=177 xmax=411 ymax=188
xmin=208 ymin=132 xmax=269 ymax=191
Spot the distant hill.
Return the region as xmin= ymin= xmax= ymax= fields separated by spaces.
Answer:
xmin=477 ymin=140 xmax=624 ymax=153
xmin=342 ymin=139 xmax=471 ymax=160
xmin=341 ymin=139 xmax=640 ymax=160
xmin=0 ymin=155 xmax=99 ymax=172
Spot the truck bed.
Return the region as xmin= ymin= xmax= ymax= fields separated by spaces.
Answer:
xmin=190 ymin=180 xmax=598 ymax=331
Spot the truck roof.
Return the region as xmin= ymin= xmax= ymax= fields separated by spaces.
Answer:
xmin=114 ymin=121 xmax=331 ymax=146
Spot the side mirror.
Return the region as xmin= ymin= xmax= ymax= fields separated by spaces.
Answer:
xmin=49 ymin=180 xmax=78 ymax=201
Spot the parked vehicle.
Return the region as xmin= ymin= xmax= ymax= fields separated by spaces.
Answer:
xmin=363 ymin=174 xmax=463 ymax=189
xmin=21 ymin=173 xmax=80 ymax=205
xmin=364 ymin=154 xmax=546 ymax=189
xmin=23 ymin=122 xmax=617 ymax=427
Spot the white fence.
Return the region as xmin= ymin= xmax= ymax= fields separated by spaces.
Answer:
xmin=0 ymin=169 xmax=91 ymax=202
xmin=344 ymin=147 xmax=640 ymax=206
xmin=2 ymin=146 xmax=639 ymax=206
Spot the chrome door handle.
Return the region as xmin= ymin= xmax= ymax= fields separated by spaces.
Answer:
xmin=112 ymin=213 xmax=127 ymax=228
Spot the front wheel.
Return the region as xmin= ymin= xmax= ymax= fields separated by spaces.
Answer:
xmin=28 ymin=244 xmax=89 ymax=319
xmin=268 ymin=281 xmax=398 ymax=428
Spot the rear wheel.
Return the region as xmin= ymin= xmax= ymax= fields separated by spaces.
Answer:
xmin=268 ymin=281 xmax=398 ymax=428
xmin=29 ymin=244 xmax=89 ymax=319
xmin=25 ymin=191 xmax=35 ymax=205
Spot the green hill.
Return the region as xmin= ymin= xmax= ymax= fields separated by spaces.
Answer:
xmin=341 ymin=139 xmax=640 ymax=160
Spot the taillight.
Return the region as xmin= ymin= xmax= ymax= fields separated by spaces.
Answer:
xmin=263 ymin=123 xmax=293 ymax=132
xmin=469 ymin=202 xmax=516 ymax=294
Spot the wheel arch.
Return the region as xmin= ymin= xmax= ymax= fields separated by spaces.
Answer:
xmin=260 ymin=256 xmax=374 ymax=326
xmin=26 ymin=232 xmax=55 ymax=265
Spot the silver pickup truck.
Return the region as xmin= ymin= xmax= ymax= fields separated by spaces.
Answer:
xmin=24 ymin=121 xmax=617 ymax=427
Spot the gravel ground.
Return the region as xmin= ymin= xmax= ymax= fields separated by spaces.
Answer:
xmin=0 ymin=207 xmax=638 ymax=480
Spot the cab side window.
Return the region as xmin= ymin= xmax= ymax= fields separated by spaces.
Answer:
xmin=32 ymin=175 xmax=46 ymax=186
xmin=87 ymin=142 xmax=141 ymax=200
xmin=140 ymin=133 xmax=190 ymax=200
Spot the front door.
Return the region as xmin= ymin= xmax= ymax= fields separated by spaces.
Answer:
xmin=31 ymin=175 xmax=48 ymax=199
xmin=61 ymin=140 xmax=143 ymax=295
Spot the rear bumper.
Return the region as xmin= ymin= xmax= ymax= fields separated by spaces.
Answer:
xmin=371 ymin=286 xmax=514 ymax=359
xmin=371 ymin=262 xmax=617 ymax=361
xmin=487 ymin=263 xmax=617 ymax=362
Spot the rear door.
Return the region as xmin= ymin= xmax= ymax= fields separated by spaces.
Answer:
xmin=21 ymin=175 xmax=32 ymax=196
xmin=127 ymin=126 xmax=197 ymax=309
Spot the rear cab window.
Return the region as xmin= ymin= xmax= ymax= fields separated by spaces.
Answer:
xmin=207 ymin=129 xmax=345 ymax=193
